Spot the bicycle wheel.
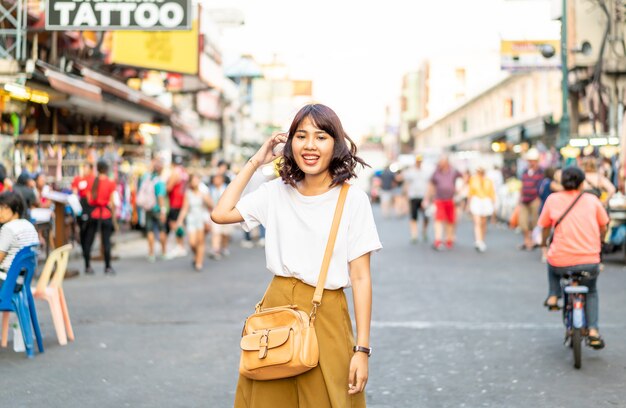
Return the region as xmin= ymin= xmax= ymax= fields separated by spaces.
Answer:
xmin=572 ymin=328 xmax=582 ymax=369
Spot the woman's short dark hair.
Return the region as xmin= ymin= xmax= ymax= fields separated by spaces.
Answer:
xmin=279 ymin=104 xmax=367 ymax=187
xmin=561 ymin=166 xmax=585 ymax=191
xmin=0 ymin=191 xmax=26 ymax=218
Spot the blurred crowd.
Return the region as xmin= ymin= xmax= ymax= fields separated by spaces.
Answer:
xmin=0 ymin=156 xmax=276 ymax=276
xmin=369 ymin=148 xmax=620 ymax=257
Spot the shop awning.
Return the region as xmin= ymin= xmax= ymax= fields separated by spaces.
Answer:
xmin=80 ymin=67 xmax=172 ymax=117
xmin=48 ymin=95 xmax=155 ymax=124
xmin=173 ymin=129 xmax=200 ymax=149
xmin=43 ymin=68 xmax=102 ymax=102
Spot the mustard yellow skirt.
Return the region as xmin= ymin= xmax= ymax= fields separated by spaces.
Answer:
xmin=234 ymin=276 xmax=366 ymax=408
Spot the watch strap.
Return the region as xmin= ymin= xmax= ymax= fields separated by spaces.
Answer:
xmin=353 ymin=345 xmax=372 ymax=356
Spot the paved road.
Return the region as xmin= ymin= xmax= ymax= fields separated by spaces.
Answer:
xmin=1 ymin=209 xmax=625 ymax=408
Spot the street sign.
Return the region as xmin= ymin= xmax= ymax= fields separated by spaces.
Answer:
xmin=45 ymin=0 xmax=192 ymax=31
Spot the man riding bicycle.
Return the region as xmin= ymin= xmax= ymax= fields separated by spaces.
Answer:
xmin=538 ymin=166 xmax=609 ymax=350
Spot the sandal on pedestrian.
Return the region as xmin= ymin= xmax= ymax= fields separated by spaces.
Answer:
xmin=587 ymin=335 xmax=605 ymax=350
xmin=543 ymin=298 xmax=560 ymax=311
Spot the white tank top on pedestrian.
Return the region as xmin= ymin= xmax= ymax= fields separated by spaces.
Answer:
xmin=186 ymin=190 xmax=205 ymax=221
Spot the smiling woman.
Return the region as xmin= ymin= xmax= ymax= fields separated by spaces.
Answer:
xmin=279 ymin=104 xmax=367 ymax=191
xmin=211 ymin=104 xmax=382 ymax=407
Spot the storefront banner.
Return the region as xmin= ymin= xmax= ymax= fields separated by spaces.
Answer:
xmin=46 ymin=0 xmax=191 ymax=31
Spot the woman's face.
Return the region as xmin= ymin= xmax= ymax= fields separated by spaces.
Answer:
xmin=0 ymin=205 xmax=14 ymax=224
xmin=291 ymin=116 xmax=335 ymax=178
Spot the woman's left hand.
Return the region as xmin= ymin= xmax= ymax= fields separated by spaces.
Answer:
xmin=348 ymin=352 xmax=369 ymax=395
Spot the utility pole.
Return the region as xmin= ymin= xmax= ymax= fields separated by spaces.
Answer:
xmin=558 ymin=0 xmax=571 ymax=148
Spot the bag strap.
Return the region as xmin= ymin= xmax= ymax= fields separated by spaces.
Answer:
xmin=553 ymin=191 xmax=586 ymax=230
xmin=312 ymin=183 xmax=350 ymax=307
xmin=547 ymin=191 xmax=585 ymax=248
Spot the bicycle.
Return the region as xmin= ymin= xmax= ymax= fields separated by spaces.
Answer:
xmin=560 ymin=270 xmax=591 ymax=369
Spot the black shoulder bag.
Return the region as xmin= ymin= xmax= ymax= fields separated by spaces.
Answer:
xmin=546 ymin=192 xmax=586 ymax=247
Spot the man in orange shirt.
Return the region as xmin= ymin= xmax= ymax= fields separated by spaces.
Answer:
xmin=538 ymin=166 xmax=609 ymax=349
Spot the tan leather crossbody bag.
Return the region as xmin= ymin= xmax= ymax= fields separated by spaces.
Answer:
xmin=239 ymin=183 xmax=350 ymax=381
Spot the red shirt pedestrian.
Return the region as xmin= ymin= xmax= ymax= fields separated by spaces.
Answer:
xmin=88 ymin=176 xmax=116 ymax=219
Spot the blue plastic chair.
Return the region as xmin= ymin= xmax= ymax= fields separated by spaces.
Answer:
xmin=0 ymin=245 xmax=43 ymax=358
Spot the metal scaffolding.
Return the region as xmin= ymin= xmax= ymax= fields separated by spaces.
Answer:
xmin=0 ymin=0 xmax=27 ymax=60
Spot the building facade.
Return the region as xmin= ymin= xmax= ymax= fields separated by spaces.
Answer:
xmin=415 ymin=71 xmax=562 ymax=154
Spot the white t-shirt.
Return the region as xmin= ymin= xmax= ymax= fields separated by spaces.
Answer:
xmin=236 ymin=179 xmax=382 ymax=290
xmin=403 ymin=166 xmax=431 ymax=199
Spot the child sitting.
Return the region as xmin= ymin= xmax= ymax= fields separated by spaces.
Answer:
xmin=0 ymin=192 xmax=39 ymax=293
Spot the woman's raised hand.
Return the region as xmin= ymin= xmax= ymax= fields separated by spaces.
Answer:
xmin=251 ymin=132 xmax=288 ymax=167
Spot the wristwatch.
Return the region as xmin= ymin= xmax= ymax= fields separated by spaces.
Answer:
xmin=353 ymin=345 xmax=372 ymax=357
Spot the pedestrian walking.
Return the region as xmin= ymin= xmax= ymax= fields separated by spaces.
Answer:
xmin=401 ymin=154 xmax=430 ymax=243
xmin=211 ymin=103 xmax=381 ymax=408
xmin=455 ymin=170 xmax=470 ymax=220
xmin=83 ymin=160 xmax=117 ymax=275
xmin=538 ymin=167 xmax=563 ymax=262
xmin=581 ymin=156 xmax=615 ymax=205
xmin=379 ymin=165 xmax=397 ymax=218
xmin=138 ymin=158 xmax=168 ymax=262
xmin=392 ymin=171 xmax=407 ymax=217
xmin=487 ymin=165 xmax=504 ymax=224
xmin=425 ymin=156 xmax=462 ymax=250
xmin=71 ymin=163 xmax=95 ymax=264
xmin=518 ymin=148 xmax=543 ymax=251
xmin=208 ymin=173 xmax=234 ymax=260
xmin=166 ymin=155 xmax=189 ymax=258
xmin=175 ymin=173 xmax=213 ymax=271
xmin=538 ymin=166 xmax=608 ymax=349
xmin=468 ymin=166 xmax=495 ymax=252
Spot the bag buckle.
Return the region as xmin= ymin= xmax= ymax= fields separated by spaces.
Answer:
xmin=309 ymin=302 xmax=320 ymax=323
xmin=258 ymin=330 xmax=269 ymax=359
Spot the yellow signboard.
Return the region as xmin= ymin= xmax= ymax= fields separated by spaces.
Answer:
xmin=110 ymin=20 xmax=198 ymax=75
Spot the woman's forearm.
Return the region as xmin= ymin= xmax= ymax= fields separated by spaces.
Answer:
xmin=350 ymin=253 xmax=372 ymax=347
xmin=352 ymin=274 xmax=372 ymax=347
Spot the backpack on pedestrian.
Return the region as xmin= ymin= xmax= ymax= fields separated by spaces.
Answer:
xmin=136 ymin=174 xmax=157 ymax=211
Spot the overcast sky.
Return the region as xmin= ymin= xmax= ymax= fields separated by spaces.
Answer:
xmin=211 ymin=0 xmax=559 ymax=137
